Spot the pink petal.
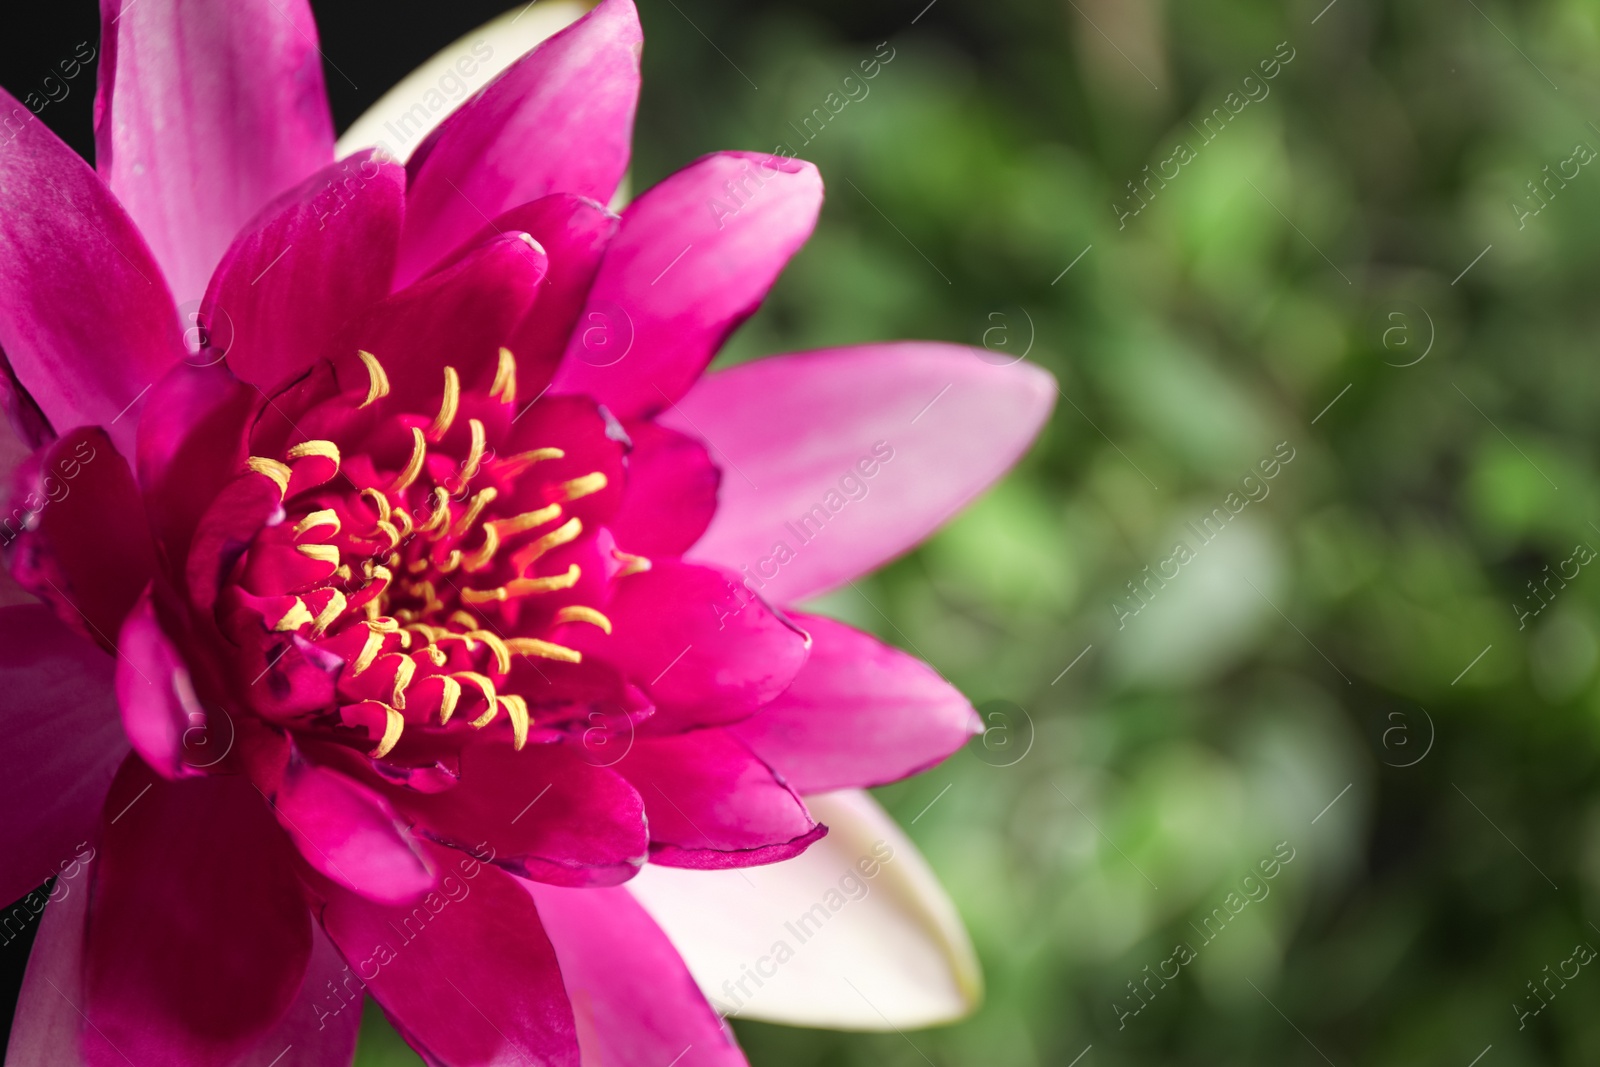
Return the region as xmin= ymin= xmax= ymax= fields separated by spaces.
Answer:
xmin=4 ymin=851 xmax=106 ymax=1066
xmin=10 ymin=428 xmax=158 ymax=652
xmin=95 ymin=0 xmax=336 ymax=302
xmin=115 ymin=590 xmax=206 ymax=780
xmin=665 ymin=343 xmax=1056 ymax=603
xmin=328 ymin=232 xmax=547 ymax=413
xmin=610 ymin=421 xmax=720 ymax=556
xmin=204 ymin=151 xmax=406 ymax=393
xmin=550 ymin=152 xmax=822 ymax=419
xmin=316 ymin=840 xmax=579 ymax=1067
xmin=273 ymin=756 xmax=436 ymax=905
xmin=615 ymin=730 xmax=824 ymax=869
xmin=0 ymin=604 xmax=123 ymax=908
xmin=0 ymin=92 xmax=181 ymax=458
xmin=574 ymin=561 xmax=809 ymax=733
xmin=394 ymin=741 xmax=648 ymax=887
xmin=529 ymin=882 xmax=747 ymax=1067
xmin=232 ymin=926 xmax=361 ymax=1067
xmin=86 ymin=760 xmax=313 ymax=1067
xmin=730 ymin=614 xmax=981 ymax=793
xmin=398 ymin=0 xmax=641 ymax=280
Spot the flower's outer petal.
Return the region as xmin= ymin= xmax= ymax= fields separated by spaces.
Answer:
xmin=115 ymin=589 xmax=205 ymax=780
xmin=329 ymin=232 xmax=547 ymax=413
xmin=610 ymin=421 xmax=720 ymax=556
xmin=730 ymin=615 xmax=981 ymax=793
xmin=614 ymin=730 xmax=824 ymax=869
xmin=0 ymin=604 xmax=123 ymax=910
xmin=398 ymin=0 xmax=641 ymax=281
xmin=204 ymin=151 xmax=406 ymax=394
xmin=4 ymin=854 xmax=102 ymax=1066
xmin=665 ymin=344 xmax=1056 ymax=604
xmin=574 ymin=561 xmax=809 ymax=733
xmin=628 ymin=789 xmax=982 ymax=1029
xmin=273 ymin=756 xmax=437 ymax=905
xmin=529 ymin=882 xmax=748 ymax=1067
xmin=337 ymin=2 xmax=590 ymax=164
xmin=95 ymin=0 xmax=335 ymax=302
xmin=550 ymin=152 xmax=822 ymax=420
xmin=85 ymin=759 xmax=313 ymax=1067
xmin=317 ymin=840 xmax=580 ymax=1067
xmin=232 ymin=926 xmax=361 ymax=1067
xmin=0 ymin=93 xmax=181 ymax=459
xmin=394 ymin=741 xmax=648 ymax=888
xmin=11 ymin=428 xmax=159 ymax=653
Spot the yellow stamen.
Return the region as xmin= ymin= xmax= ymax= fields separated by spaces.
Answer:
xmin=391 ymin=427 xmax=426 ymax=493
xmin=272 ymin=600 xmax=314 ymax=632
xmin=426 ymin=366 xmax=461 ymax=441
xmin=407 ymin=558 xmax=431 ymax=574
xmin=361 ymin=487 xmax=392 ymax=524
xmin=468 ymin=630 xmax=512 ymax=674
xmin=350 ymin=627 xmax=386 ymax=675
xmin=500 ymin=694 xmax=530 ymax=750
xmin=372 ymin=519 xmax=401 ymax=550
xmin=420 ymin=487 xmax=452 ymax=536
xmin=488 ymin=503 xmax=561 ymax=539
xmin=367 ymin=614 xmax=399 ymax=632
xmin=462 ymin=525 xmax=501 ymax=572
xmin=296 ymin=543 xmax=341 ymax=566
xmin=246 ymin=457 xmax=291 ymax=496
xmin=498 ymin=448 xmax=565 ymax=479
xmin=454 ymin=672 xmax=498 ymax=725
xmin=287 ymin=440 xmax=340 ymax=466
xmin=434 ymin=675 xmax=461 ymax=724
xmin=459 ymin=565 xmax=582 ymax=605
xmin=294 ymin=509 xmax=340 ymax=538
xmin=310 ymin=590 xmax=347 ymax=638
xmin=490 ymin=347 xmax=517 ymax=406
xmin=556 ymin=472 xmax=608 ymax=502
xmin=388 ymin=654 xmax=417 ymax=709
xmin=553 ymin=605 xmax=613 ymax=634
xmin=370 ymin=704 xmax=404 ymax=759
xmin=392 ymin=507 xmax=414 ymax=539
xmin=422 ymin=645 xmax=448 ymax=668
xmin=459 ymin=419 xmax=488 ymax=483
xmin=357 ymin=350 xmax=390 ymax=408
xmin=396 ymin=628 xmax=413 ymax=649
xmin=506 ymin=637 xmax=583 ymax=663
xmin=437 ymin=549 xmax=463 ymax=574
xmin=452 ymin=487 xmax=499 ymax=538
xmin=612 ymin=550 xmax=651 ymax=577
xmin=447 ymin=610 xmax=478 ymax=630
xmin=514 ymin=517 xmax=582 ymax=567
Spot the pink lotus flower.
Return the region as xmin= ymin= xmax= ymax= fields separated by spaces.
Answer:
xmin=0 ymin=1 xmax=1053 ymax=1064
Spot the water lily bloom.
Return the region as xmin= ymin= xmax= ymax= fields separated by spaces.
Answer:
xmin=0 ymin=0 xmax=1053 ymax=1063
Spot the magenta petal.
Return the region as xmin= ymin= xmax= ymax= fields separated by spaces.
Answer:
xmin=0 ymin=605 xmax=124 ymax=907
xmin=667 ymin=343 xmax=1057 ymax=603
xmin=398 ymin=0 xmax=641 ymax=280
xmin=578 ymin=561 xmax=809 ymax=733
xmin=205 ymin=151 xmax=405 ymax=393
xmin=95 ymin=0 xmax=335 ymax=302
xmin=529 ymin=882 xmax=748 ymax=1067
xmin=551 ymin=151 xmax=822 ymax=419
xmin=610 ymin=420 xmax=721 ymax=556
xmin=616 ymin=730 xmax=825 ymax=868
xmin=0 ymin=92 xmax=181 ymax=457
xmin=232 ymin=926 xmax=361 ymax=1067
xmin=730 ymin=614 xmax=982 ymax=792
xmin=115 ymin=589 xmax=206 ymax=780
xmin=317 ymin=840 xmax=579 ymax=1067
xmin=4 ymin=854 xmax=106 ymax=1066
xmin=274 ymin=756 xmax=436 ymax=905
xmin=397 ymin=741 xmax=647 ymax=887
xmin=86 ymin=760 xmax=312 ymax=1067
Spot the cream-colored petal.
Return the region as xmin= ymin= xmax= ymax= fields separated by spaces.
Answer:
xmin=627 ymin=789 xmax=983 ymax=1030
xmin=336 ymin=1 xmax=590 ymax=163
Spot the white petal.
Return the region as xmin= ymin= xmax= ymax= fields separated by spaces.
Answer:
xmin=627 ymin=789 xmax=982 ymax=1030
xmin=335 ymin=1 xmax=590 ymax=162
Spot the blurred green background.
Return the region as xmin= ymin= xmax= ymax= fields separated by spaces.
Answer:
xmin=7 ymin=0 xmax=1600 ymax=1062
